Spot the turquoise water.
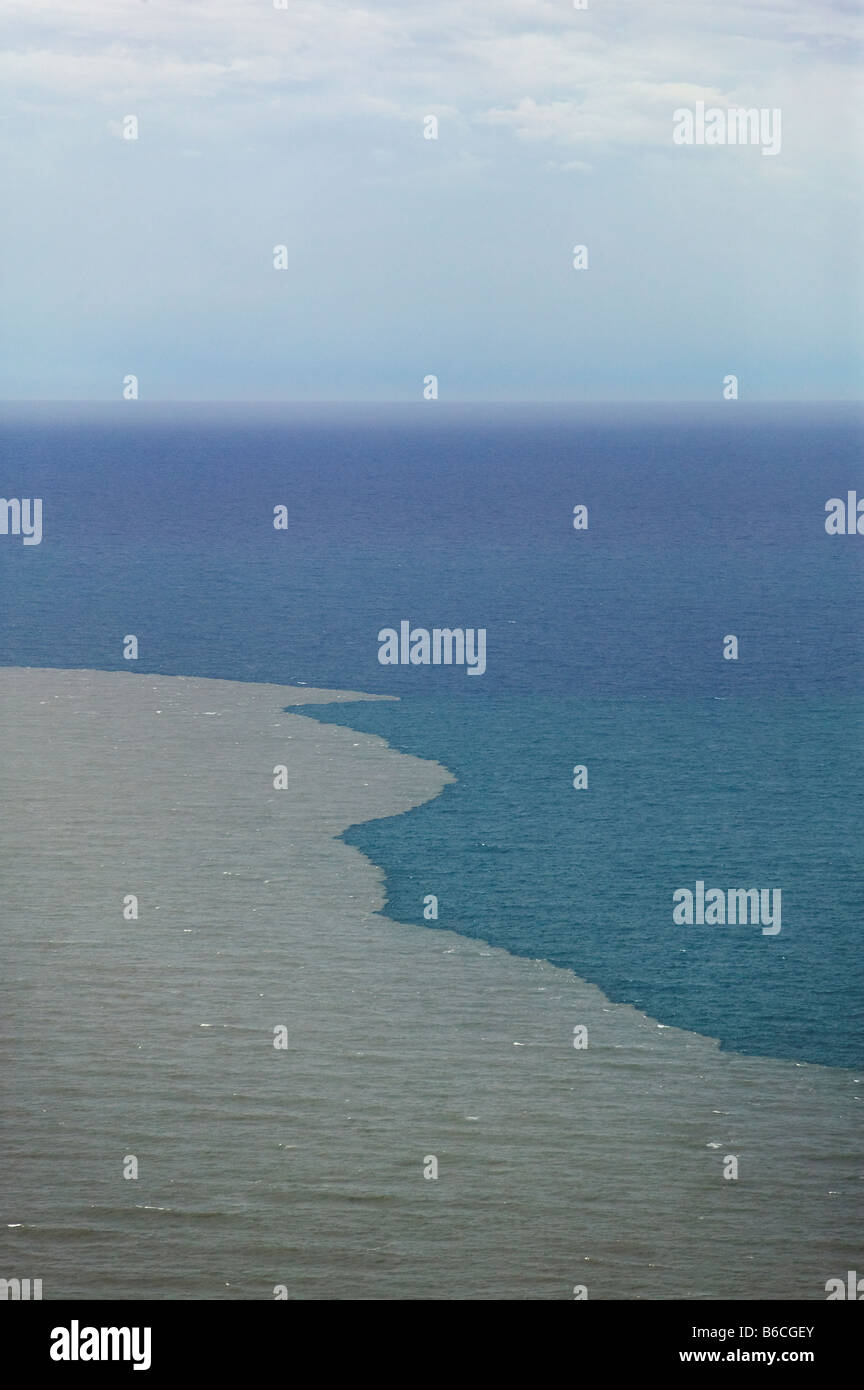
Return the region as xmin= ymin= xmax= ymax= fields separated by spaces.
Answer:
xmin=298 ymin=693 xmax=863 ymax=1067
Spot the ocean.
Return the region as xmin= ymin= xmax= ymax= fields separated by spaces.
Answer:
xmin=2 ymin=402 xmax=860 ymax=1067
xmin=0 ymin=666 xmax=860 ymax=1300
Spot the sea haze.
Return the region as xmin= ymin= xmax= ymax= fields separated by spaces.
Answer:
xmin=1 ymin=402 xmax=861 ymax=1066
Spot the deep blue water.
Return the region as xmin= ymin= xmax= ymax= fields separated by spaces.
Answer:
xmin=1 ymin=402 xmax=861 ymax=1065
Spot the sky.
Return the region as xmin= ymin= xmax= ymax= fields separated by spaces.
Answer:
xmin=1 ymin=0 xmax=862 ymax=400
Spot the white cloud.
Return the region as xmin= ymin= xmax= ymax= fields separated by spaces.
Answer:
xmin=0 ymin=0 xmax=859 ymax=167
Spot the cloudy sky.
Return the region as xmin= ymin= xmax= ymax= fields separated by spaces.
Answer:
xmin=1 ymin=0 xmax=861 ymax=399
